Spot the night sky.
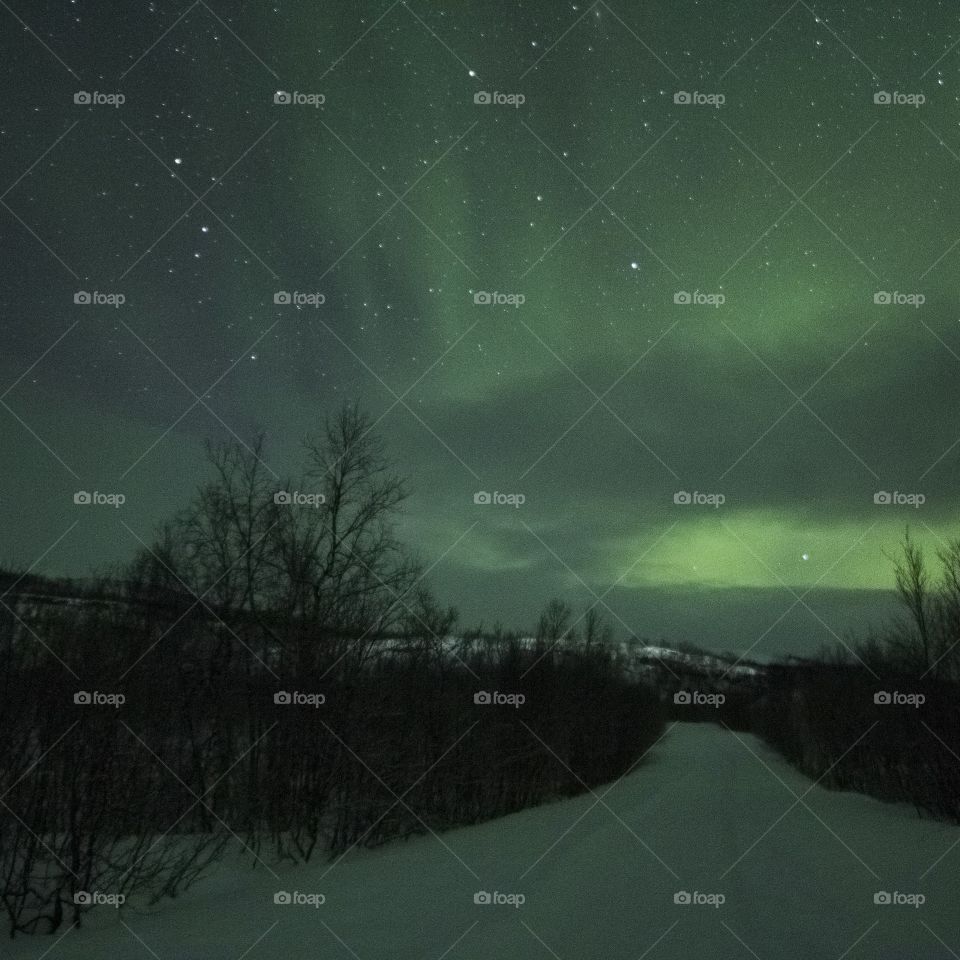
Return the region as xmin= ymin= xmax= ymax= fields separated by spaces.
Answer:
xmin=2 ymin=0 xmax=959 ymax=656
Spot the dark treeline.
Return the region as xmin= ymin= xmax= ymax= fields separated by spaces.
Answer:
xmin=0 ymin=406 xmax=663 ymax=936
xmin=751 ymin=531 xmax=960 ymax=824
xmin=656 ymin=531 xmax=960 ymax=825
xmin=753 ymin=658 xmax=959 ymax=822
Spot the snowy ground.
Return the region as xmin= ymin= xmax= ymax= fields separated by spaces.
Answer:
xmin=11 ymin=724 xmax=959 ymax=959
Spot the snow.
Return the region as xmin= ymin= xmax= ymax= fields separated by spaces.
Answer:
xmin=631 ymin=644 xmax=764 ymax=676
xmin=10 ymin=724 xmax=958 ymax=958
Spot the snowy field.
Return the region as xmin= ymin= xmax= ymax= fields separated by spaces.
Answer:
xmin=10 ymin=724 xmax=958 ymax=959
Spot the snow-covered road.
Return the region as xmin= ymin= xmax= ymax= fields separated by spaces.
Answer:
xmin=12 ymin=724 xmax=959 ymax=959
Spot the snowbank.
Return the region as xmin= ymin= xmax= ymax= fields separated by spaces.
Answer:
xmin=11 ymin=724 xmax=957 ymax=959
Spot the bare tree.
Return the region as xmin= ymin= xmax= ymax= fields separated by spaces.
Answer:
xmin=536 ymin=599 xmax=573 ymax=646
xmin=582 ymin=606 xmax=613 ymax=650
xmin=888 ymin=530 xmax=932 ymax=673
xmin=126 ymin=404 xmax=422 ymax=673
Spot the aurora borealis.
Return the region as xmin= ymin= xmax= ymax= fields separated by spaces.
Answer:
xmin=2 ymin=0 xmax=959 ymax=654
